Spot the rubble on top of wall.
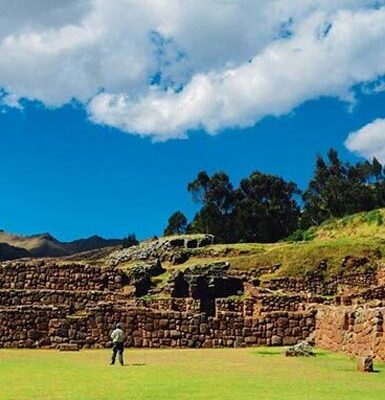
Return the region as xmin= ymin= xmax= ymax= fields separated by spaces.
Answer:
xmin=166 ymin=262 xmax=244 ymax=299
xmin=108 ymin=234 xmax=214 ymax=267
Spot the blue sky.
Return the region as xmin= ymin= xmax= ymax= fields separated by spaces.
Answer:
xmin=1 ymin=89 xmax=384 ymax=241
xmin=1 ymin=1 xmax=385 ymax=240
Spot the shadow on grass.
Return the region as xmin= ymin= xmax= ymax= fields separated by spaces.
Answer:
xmin=252 ymin=347 xmax=330 ymax=358
xmin=253 ymin=350 xmax=281 ymax=356
xmin=251 ymin=349 xmax=282 ymax=356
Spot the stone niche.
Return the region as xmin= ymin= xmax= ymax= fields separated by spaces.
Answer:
xmin=167 ymin=262 xmax=244 ymax=314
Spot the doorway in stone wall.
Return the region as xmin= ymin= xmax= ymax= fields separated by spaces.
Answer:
xmin=199 ymin=298 xmax=215 ymax=316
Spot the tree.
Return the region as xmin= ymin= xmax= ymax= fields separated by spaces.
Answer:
xmin=234 ymin=171 xmax=300 ymax=242
xmin=188 ymin=170 xmax=299 ymax=243
xmin=188 ymin=171 xmax=236 ymax=242
xmin=164 ymin=211 xmax=188 ymax=236
xmin=302 ymin=149 xmax=383 ymax=227
xmin=121 ymin=233 xmax=139 ymax=248
xmin=184 ymin=151 xmax=385 ymax=243
xmin=187 ymin=171 xmax=210 ymax=203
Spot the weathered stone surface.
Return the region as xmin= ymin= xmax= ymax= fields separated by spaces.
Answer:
xmin=59 ymin=343 xmax=79 ymax=351
xmin=285 ymin=341 xmax=314 ymax=357
xmin=261 ymin=258 xmax=378 ymax=296
xmin=108 ymin=235 xmax=215 ymax=267
xmin=167 ymin=262 xmax=244 ymax=300
xmin=0 ymin=301 xmax=316 ymax=350
xmin=0 ymin=261 xmax=126 ymax=291
xmin=315 ymin=305 xmax=385 ymax=361
xmin=357 ymin=356 xmax=374 ymax=372
xmin=6 ymin=258 xmax=385 ymax=360
xmin=271 ymin=335 xmax=282 ymax=346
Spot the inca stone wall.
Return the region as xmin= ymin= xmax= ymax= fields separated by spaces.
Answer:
xmin=315 ymin=304 xmax=385 ymax=361
xmin=0 ymin=289 xmax=129 ymax=310
xmin=0 ymin=261 xmax=318 ymax=349
xmin=0 ymin=262 xmax=125 ymax=291
xmin=261 ymin=270 xmax=378 ymax=296
xmin=0 ymin=302 xmax=316 ymax=349
xmin=1 ymin=259 xmax=385 ymax=358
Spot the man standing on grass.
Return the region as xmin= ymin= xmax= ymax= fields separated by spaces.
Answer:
xmin=110 ymin=322 xmax=125 ymax=366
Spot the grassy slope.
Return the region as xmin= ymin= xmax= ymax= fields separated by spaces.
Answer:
xmin=182 ymin=238 xmax=383 ymax=278
xmin=161 ymin=209 xmax=385 ymax=280
xmin=0 ymin=348 xmax=384 ymax=400
xmin=307 ymin=208 xmax=385 ymax=240
xmin=72 ymin=209 xmax=385 ymax=283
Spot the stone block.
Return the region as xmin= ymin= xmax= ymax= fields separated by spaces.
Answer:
xmin=357 ymin=357 xmax=374 ymax=372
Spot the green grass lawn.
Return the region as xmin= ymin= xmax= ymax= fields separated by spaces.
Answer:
xmin=0 ymin=348 xmax=384 ymax=400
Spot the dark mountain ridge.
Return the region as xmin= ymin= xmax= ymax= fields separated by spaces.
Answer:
xmin=0 ymin=230 xmax=123 ymax=260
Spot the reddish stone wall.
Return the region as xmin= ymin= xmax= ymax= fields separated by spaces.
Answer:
xmin=262 ymin=270 xmax=378 ymax=295
xmin=0 ymin=261 xmax=320 ymax=350
xmin=0 ymin=289 xmax=128 ymax=310
xmin=337 ymin=270 xmax=378 ymax=289
xmin=315 ymin=305 xmax=385 ymax=361
xmin=215 ymin=294 xmax=322 ymax=316
xmin=0 ymin=303 xmax=316 ymax=349
xmin=0 ymin=262 xmax=125 ymax=291
xmin=262 ymin=276 xmax=333 ymax=294
xmin=133 ymin=298 xmax=201 ymax=313
xmin=0 ymin=305 xmax=69 ymax=348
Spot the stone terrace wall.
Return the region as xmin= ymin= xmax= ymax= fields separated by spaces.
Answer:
xmin=0 ymin=289 xmax=130 ymax=311
xmin=215 ymin=294 xmax=322 ymax=316
xmin=262 ymin=269 xmax=378 ymax=296
xmin=337 ymin=270 xmax=378 ymax=290
xmin=0 ymin=303 xmax=316 ymax=349
xmin=362 ymin=285 xmax=385 ymax=301
xmin=133 ymin=298 xmax=201 ymax=313
xmin=0 ymin=305 xmax=69 ymax=348
xmin=315 ymin=305 xmax=385 ymax=361
xmin=0 ymin=262 xmax=126 ymax=291
xmin=262 ymin=276 xmax=334 ymax=295
xmin=0 ymin=261 xmax=327 ymax=350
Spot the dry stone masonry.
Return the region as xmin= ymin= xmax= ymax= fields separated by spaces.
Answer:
xmin=315 ymin=304 xmax=385 ymax=361
xmin=0 ymin=262 xmax=125 ymax=291
xmin=0 ymin=251 xmax=385 ymax=360
xmin=0 ymin=260 xmax=317 ymax=349
xmin=108 ymin=234 xmax=215 ymax=267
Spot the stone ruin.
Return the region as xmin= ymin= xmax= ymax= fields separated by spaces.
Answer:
xmin=108 ymin=234 xmax=215 ymax=267
xmin=0 ymin=237 xmax=385 ymax=361
xmin=0 ymin=259 xmax=316 ymax=350
xmin=357 ymin=356 xmax=374 ymax=372
xmin=285 ymin=341 xmax=315 ymax=357
xmin=167 ymin=262 xmax=243 ymax=296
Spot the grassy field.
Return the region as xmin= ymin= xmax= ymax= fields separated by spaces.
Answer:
xmin=0 ymin=348 xmax=384 ymax=400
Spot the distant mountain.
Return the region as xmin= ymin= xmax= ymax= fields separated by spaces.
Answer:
xmin=0 ymin=230 xmax=123 ymax=260
xmin=0 ymin=242 xmax=32 ymax=261
xmin=66 ymin=235 xmax=122 ymax=254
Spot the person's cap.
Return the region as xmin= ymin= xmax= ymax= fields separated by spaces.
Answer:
xmin=116 ymin=322 xmax=122 ymax=329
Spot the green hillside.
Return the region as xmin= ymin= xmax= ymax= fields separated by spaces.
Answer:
xmin=69 ymin=209 xmax=385 ymax=284
xmin=302 ymin=209 xmax=385 ymax=241
xmin=170 ymin=209 xmax=385 ymax=280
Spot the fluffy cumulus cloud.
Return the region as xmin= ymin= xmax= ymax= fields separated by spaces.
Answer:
xmin=345 ymin=119 xmax=385 ymax=161
xmin=2 ymin=0 xmax=385 ymax=140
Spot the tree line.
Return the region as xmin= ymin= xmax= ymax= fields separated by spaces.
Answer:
xmin=163 ymin=149 xmax=385 ymax=243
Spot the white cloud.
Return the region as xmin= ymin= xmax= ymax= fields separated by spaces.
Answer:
xmin=1 ymin=0 xmax=385 ymax=140
xmin=0 ymin=92 xmax=23 ymax=109
xmin=345 ymin=118 xmax=385 ymax=161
